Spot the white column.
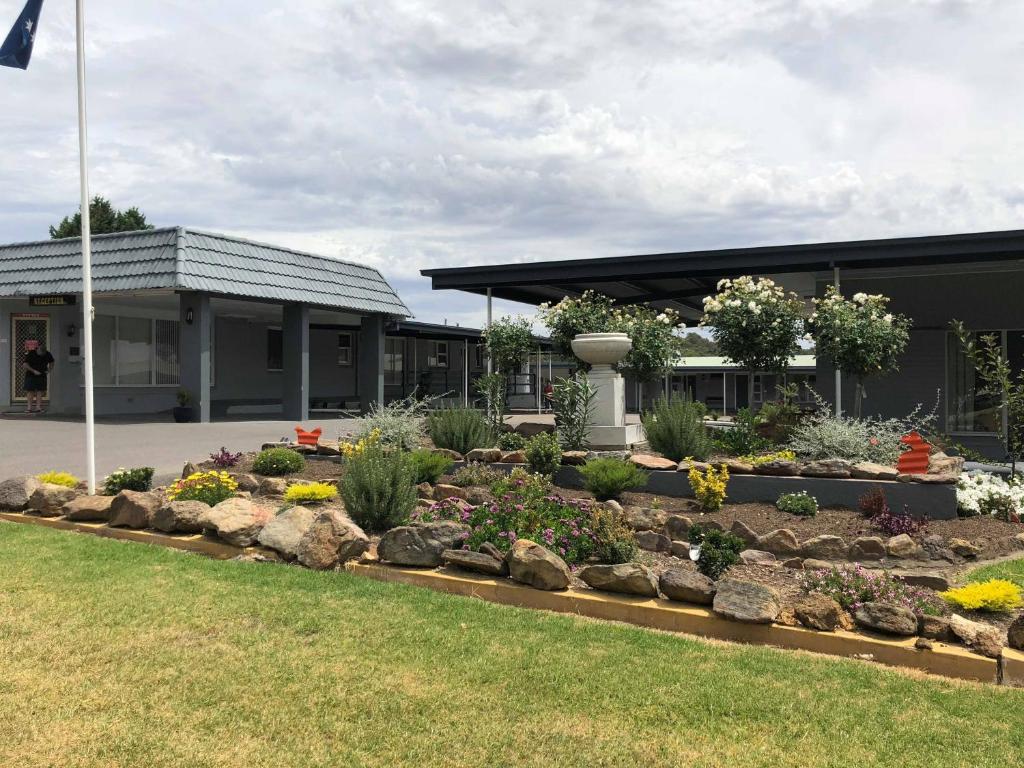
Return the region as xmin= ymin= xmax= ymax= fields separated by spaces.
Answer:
xmin=833 ymin=266 xmax=841 ymax=416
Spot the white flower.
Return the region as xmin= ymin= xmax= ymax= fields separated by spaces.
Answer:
xmin=883 ymin=314 xmax=893 ymax=324
xmin=853 ymin=292 xmax=868 ymax=304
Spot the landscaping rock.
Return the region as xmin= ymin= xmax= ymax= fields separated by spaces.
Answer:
xmin=377 ymin=521 xmax=469 ymax=567
xmin=479 ymin=541 xmax=505 ymax=562
xmin=107 ymin=490 xmax=160 ymax=528
xmin=257 ymin=506 xmax=317 ymax=559
xmin=800 ymin=459 xmax=852 ymax=479
xmin=515 ymin=422 xmax=554 ymax=438
xmin=782 ymin=557 xmax=804 ymax=569
xmin=928 ymin=454 xmax=964 ymax=475
xmin=28 ymin=483 xmax=77 ymax=517
xmin=0 ymin=476 xmax=41 ymax=511
xmin=664 ymin=514 xmax=692 ymax=541
xmin=754 ymin=459 xmax=799 ymax=477
xmin=628 ymin=454 xmax=675 ymax=471
xmin=560 ymin=450 xmax=588 ymax=466
xmin=902 ymin=472 xmax=958 ymax=484
xmin=151 ymin=500 xmax=208 ymax=533
xmin=62 ymin=494 xmax=114 ymax=522
xmin=416 ymin=482 xmax=434 ymax=500
xmin=296 ymin=510 xmax=369 ymax=569
xmin=948 ymin=614 xmax=1004 ymax=658
xmin=722 ymin=458 xmax=754 ymax=474
xmin=579 ymin=563 xmax=659 ymax=597
xmin=801 ymin=558 xmax=833 ymax=571
xmin=432 ymin=448 xmax=464 ymax=461
xmin=623 ymin=506 xmax=667 ymax=532
xmin=506 ymin=540 xmax=571 ymax=590
xmin=258 ymin=477 xmax=288 ymax=496
xmin=181 ymin=462 xmax=198 ymax=479
xmin=587 ymin=450 xmax=630 ymax=461
xmin=676 ymin=459 xmax=711 ymax=473
xmin=949 ymin=538 xmax=982 ymax=558
xmin=739 ymin=549 xmax=777 ymax=566
xmin=915 ymin=637 xmax=934 ymax=650
xmin=848 ymin=536 xmax=887 ymax=561
xmin=712 ymin=579 xmax=781 ymax=624
xmin=853 ymin=602 xmax=917 ymax=636
xmin=464 ymin=487 xmax=490 ymax=506
xmin=230 ymin=473 xmax=260 ymax=494
xmin=602 ymin=499 xmax=624 ymax=514
xmin=730 ymin=519 xmax=759 ymax=546
xmin=794 ymin=594 xmax=846 ymax=631
xmin=800 ymin=535 xmax=847 ymax=560
xmin=918 ymin=614 xmax=957 ymax=643
xmin=315 ymin=441 xmax=342 ymax=457
xmin=850 ymin=462 xmax=899 ymax=480
xmin=658 ymin=567 xmax=716 ymax=605
xmin=635 ymin=530 xmax=671 ymax=552
xmin=670 ymin=540 xmax=692 ymax=559
xmin=894 ymin=571 xmax=950 ymax=592
xmin=885 ymin=533 xmax=921 ymax=559
xmin=1007 ymin=615 xmax=1024 ymax=651
xmin=756 ymin=528 xmax=801 ymax=557
xmin=200 ymin=498 xmax=267 ymax=546
xmin=500 ymin=450 xmax=527 ymax=464
xmin=434 ymin=484 xmax=468 ymax=501
xmin=442 ymin=549 xmax=509 ymax=576
xmin=466 ymin=448 xmax=502 ymax=463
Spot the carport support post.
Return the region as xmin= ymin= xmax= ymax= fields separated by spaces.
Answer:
xmin=358 ymin=314 xmax=385 ymax=413
xmin=179 ymin=293 xmax=211 ymax=423
xmin=833 ymin=266 xmax=842 ymax=416
xmin=282 ymin=303 xmax=309 ymax=422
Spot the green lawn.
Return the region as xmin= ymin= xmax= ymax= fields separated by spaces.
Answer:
xmin=2 ymin=523 xmax=1023 ymax=768
xmin=966 ymin=556 xmax=1024 ymax=589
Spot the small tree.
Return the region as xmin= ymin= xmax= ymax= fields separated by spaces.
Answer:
xmin=952 ymin=321 xmax=1024 ymax=474
xmin=550 ymin=374 xmax=597 ymax=450
xmin=482 ymin=316 xmax=535 ymax=375
xmin=475 ymin=373 xmax=507 ymax=436
xmin=809 ymin=287 xmax=911 ymax=418
xmin=700 ymin=276 xmax=804 ymax=408
xmin=50 ymin=196 xmax=154 ymax=239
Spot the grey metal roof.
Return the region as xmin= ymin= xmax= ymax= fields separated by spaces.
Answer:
xmin=0 ymin=227 xmax=409 ymax=317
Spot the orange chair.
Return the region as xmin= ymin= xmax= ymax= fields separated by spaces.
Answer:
xmin=896 ymin=431 xmax=930 ymax=475
xmin=294 ymin=426 xmax=322 ymax=446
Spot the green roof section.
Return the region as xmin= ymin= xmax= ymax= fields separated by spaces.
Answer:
xmin=0 ymin=227 xmax=409 ymax=317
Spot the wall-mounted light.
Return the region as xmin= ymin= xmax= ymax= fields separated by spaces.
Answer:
xmin=67 ymin=323 xmax=77 ymax=338
xmin=185 ymin=309 xmax=194 ymax=325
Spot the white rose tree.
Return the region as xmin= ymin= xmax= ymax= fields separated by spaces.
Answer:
xmin=808 ymin=287 xmax=911 ymax=418
xmin=700 ymin=276 xmax=805 ymax=409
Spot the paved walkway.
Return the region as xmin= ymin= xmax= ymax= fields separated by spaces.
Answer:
xmin=0 ymin=415 xmax=361 ymax=485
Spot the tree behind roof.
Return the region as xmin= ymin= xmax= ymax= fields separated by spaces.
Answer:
xmin=49 ymin=196 xmax=155 ymax=239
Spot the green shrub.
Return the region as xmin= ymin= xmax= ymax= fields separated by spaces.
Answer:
xmin=788 ymin=401 xmax=938 ymax=464
xmin=525 ymin=432 xmax=562 ymax=476
xmin=340 ymin=443 xmax=417 ymax=532
xmin=578 ymin=458 xmax=648 ymax=501
xmin=776 ymin=490 xmax=818 ymax=517
xmin=801 ymin=563 xmax=943 ymax=616
xmin=284 ymin=482 xmax=338 ymax=505
xmin=36 ymin=471 xmax=79 ymax=488
xmin=427 ymin=408 xmax=494 ymax=455
xmin=450 ymin=462 xmax=506 ymax=488
xmin=688 ymin=524 xmax=744 ymax=580
xmin=253 ymin=447 xmax=305 ymax=476
xmin=713 ymin=408 xmax=769 ymax=456
xmin=102 ymin=467 xmax=155 ymax=495
xmin=939 ymin=579 xmax=1023 ymax=612
xmin=641 ymin=396 xmax=712 ymax=461
xmin=590 ymin=505 xmax=639 ymax=564
xmin=354 ymin=394 xmax=431 ymax=451
xmin=408 ymin=449 xmax=454 ymax=484
xmin=551 ymin=374 xmax=596 ymax=450
xmin=497 ymin=431 xmax=526 ymax=451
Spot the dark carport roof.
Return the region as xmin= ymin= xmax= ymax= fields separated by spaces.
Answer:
xmin=421 ymin=228 xmax=1024 ymax=320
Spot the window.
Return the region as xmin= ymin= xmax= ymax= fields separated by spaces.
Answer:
xmin=474 ymin=342 xmax=485 ymax=369
xmin=93 ymin=315 xmax=181 ymax=387
xmin=947 ymin=330 xmax=1006 ymax=433
xmin=752 ymin=375 xmax=763 ymax=403
xmin=428 ymin=340 xmax=449 ymax=368
xmin=267 ymin=328 xmax=283 ymax=371
xmin=384 ymin=337 xmax=403 ymax=386
xmin=337 ymin=332 xmax=353 ymax=366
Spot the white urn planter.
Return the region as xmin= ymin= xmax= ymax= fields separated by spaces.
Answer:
xmin=570 ymin=332 xmax=645 ymax=449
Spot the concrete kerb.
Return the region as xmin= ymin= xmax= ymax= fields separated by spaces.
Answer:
xmin=1 ymin=510 xmax=1012 ymax=686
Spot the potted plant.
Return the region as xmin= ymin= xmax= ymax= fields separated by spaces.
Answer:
xmin=173 ymin=388 xmax=195 ymax=423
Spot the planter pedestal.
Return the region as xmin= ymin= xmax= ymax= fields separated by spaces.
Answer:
xmin=570 ymin=333 xmax=645 ymax=450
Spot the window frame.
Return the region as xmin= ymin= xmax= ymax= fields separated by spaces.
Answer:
xmin=267 ymin=327 xmax=284 ymax=372
xmin=337 ymin=331 xmax=353 ymax=366
xmin=946 ymin=328 xmax=1014 ymax=436
xmin=93 ymin=314 xmax=183 ymax=388
xmin=428 ymin=340 xmax=449 ymax=369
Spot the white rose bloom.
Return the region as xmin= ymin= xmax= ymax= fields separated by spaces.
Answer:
xmin=853 ymin=292 xmax=868 ymax=304
xmin=883 ymin=314 xmax=893 ymax=323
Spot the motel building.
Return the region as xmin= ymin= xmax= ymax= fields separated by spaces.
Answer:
xmin=0 ymin=228 xmax=515 ymax=422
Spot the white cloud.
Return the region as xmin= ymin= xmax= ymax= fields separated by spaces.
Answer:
xmin=2 ymin=0 xmax=1023 ymax=323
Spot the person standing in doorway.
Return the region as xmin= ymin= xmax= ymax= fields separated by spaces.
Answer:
xmin=23 ymin=340 xmax=54 ymax=414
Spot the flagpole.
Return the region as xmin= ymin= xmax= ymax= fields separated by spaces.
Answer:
xmin=75 ymin=0 xmax=96 ymax=494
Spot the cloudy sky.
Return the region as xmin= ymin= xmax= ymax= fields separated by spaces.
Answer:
xmin=2 ymin=0 xmax=1023 ymax=326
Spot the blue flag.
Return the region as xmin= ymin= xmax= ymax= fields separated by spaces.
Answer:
xmin=0 ymin=0 xmax=44 ymax=70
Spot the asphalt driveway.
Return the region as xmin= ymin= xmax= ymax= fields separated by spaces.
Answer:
xmin=0 ymin=416 xmax=361 ymax=485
